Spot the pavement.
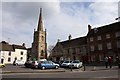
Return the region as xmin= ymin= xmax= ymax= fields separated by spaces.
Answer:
xmin=1 ymin=66 xmax=119 ymax=74
xmin=2 ymin=69 xmax=65 ymax=74
xmin=83 ymin=66 xmax=119 ymax=71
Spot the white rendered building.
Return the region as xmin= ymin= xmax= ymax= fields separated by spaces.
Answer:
xmin=0 ymin=41 xmax=27 ymax=64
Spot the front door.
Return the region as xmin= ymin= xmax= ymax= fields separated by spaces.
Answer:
xmin=1 ymin=59 xmax=4 ymax=63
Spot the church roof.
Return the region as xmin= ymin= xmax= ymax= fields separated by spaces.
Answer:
xmin=37 ymin=8 xmax=43 ymax=31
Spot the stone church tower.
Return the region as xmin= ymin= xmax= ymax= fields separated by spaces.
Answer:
xmin=31 ymin=8 xmax=47 ymax=60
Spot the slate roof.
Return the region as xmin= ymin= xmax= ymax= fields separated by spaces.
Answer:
xmin=0 ymin=41 xmax=26 ymax=51
xmin=59 ymin=36 xmax=87 ymax=48
xmin=13 ymin=44 xmax=26 ymax=50
xmin=87 ymin=22 xmax=120 ymax=37
xmin=0 ymin=41 xmax=14 ymax=51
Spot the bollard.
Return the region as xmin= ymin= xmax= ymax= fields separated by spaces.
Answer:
xmin=83 ymin=65 xmax=86 ymax=71
xmin=118 ymin=63 xmax=120 ymax=69
xmin=93 ymin=66 xmax=96 ymax=70
xmin=70 ymin=65 xmax=72 ymax=71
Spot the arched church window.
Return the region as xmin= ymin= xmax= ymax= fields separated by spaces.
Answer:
xmin=41 ymin=36 xmax=44 ymax=41
xmin=41 ymin=50 xmax=44 ymax=56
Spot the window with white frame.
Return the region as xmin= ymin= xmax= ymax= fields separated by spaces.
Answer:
xmin=115 ymin=31 xmax=120 ymax=37
xmin=117 ymin=40 xmax=120 ymax=48
xmin=21 ymin=51 xmax=23 ymax=55
xmin=90 ymin=45 xmax=94 ymax=51
xmin=90 ymin=37 xmax=94 ymax=42
xmin=98 ymin=44 xmax=102 ymax=50
xmin=106 ymin=34 xmax=110 ymax=39
xmin=8 ymin=57 xmax=11 ymax=62
xmin=107 ymin=42 xmax=112 ymax=49
xmin=8 ymin=51 xmax=11 ymax=56
xmin=21 ymin=57 xmax=23 ymax=60
xmin=98 ymin=35 xmax=101 ymax=40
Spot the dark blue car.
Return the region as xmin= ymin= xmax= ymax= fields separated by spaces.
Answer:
xmin=38 ymin=61 xmax=60 ymax=70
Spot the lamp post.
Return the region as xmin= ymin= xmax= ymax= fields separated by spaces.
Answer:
xmin=68 ymin=34 xmax=72 ymax=71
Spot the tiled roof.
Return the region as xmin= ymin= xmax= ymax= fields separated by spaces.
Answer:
xmin=87 ymin=22 xmax=120 ymax=37
xmin=13 ymin=44 xmax=26 ymax=50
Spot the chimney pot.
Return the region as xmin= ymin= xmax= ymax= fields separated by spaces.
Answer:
xmin=88 ymin=25 xmax=92 ymax=32
xmin=22 ymin=43 xmax=25 ymax=47
xmin=68 ymin=34 xmax=72 ymax=40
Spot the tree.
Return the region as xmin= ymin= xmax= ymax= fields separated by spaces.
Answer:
xmin=47 ymin=45 xmax=54 ymax=57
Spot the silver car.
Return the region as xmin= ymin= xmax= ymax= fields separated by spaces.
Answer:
xmin=69 ymin=60 xmax=82 ymax=69
xmin=61 ymin=60 xmax=72 ymax=68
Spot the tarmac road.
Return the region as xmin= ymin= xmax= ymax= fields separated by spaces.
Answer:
xmin=1 ymin=64 xmax=120 ymax=80
xmin=2 ymin=69 xmax=119 ymax=77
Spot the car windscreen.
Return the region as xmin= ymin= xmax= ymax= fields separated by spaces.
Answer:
xmin=72 ymin=61 xmax=80 ymax=63
xmin=63 ymin=61 xmax=71 ymax=63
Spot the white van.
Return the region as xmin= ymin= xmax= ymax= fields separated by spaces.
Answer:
xmin=13 ymin=60 xmax=25 ymax=66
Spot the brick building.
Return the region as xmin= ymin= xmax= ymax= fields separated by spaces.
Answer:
xmin=49 ymin=36 xmax=87 ymax=62
xmin=87 ymin=22 xmax=120 ymax=62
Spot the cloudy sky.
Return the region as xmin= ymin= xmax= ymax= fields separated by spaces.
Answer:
xmin=1 ymin=0 xmax=119 ymax=48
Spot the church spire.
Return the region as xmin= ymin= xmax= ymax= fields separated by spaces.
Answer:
xmin=37 ymin=8 xmax=43 ymax=31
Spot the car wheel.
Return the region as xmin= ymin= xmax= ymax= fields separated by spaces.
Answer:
xmin=42 ymin=66 xmax=45 ymax=70
xmin=55 ymin=66 xmax=59 ymax=69
xmin=35 ymin=65 xmax=38 ymax=69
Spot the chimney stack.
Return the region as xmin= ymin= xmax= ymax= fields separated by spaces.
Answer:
xmin=22 ymin=43 xmax=25 ymax=47
xmin=57 ymin=39 xmax=60 ymax=42
xmin=88 ymin=25 xmax=92 ymax=32
xmin=68 ymin=34 xmax=72 ymax=40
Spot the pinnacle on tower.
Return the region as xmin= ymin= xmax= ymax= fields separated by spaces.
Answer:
xmin=37 ymin=8 xmax=43 ymax=31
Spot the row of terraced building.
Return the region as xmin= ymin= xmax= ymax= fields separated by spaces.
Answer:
xmin=49 ymin=22 xmax=120 ymax=63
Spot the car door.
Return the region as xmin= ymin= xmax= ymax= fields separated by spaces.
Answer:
xmin=48 ymin=61 xmax=55 ymax=68
xmin=44 ymin=61 xmax=51 ymax=69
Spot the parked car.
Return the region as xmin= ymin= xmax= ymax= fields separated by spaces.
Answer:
xmin=24 ymin=60 xmax=33 ymax=68
xmin=61 ymin=60 xmax=72 ymax=68
xmin=13 ymin=60 xmax=25 ymax=66
xmin=31 ymin=60 xmax=39 ymax=68
xmin=31 ymin=59 xmax=47 ymax=69
xmin=69 ymin=60 xmax=82 ymax=69
xmin=53 ymin=60 xmax=64 ymax=67
xmin=0 ymin=63 xmax=5 ymax=68
xmin=38 ymin=61 xmax=59 ymax=70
